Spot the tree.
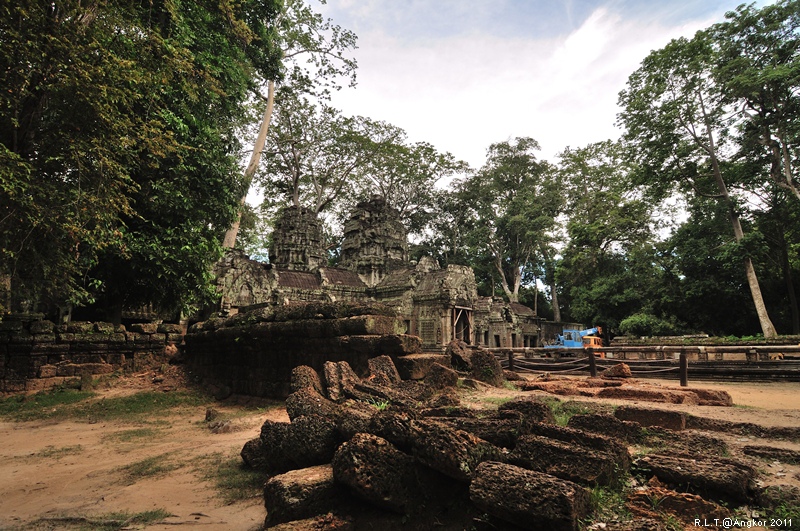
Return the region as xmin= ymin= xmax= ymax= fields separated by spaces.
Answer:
xmin=257 ymin=89 xmax=375 ymax=215
xmin=555 ymin=141 xmax=659 ymax=329
xmin=1 ymin=0 xmax=283 ymax=319
xmin=222 ymin=0 xmax=358 ymax=248
xmin=713 ymin=0 xmax=800 ymax=202
xmin=618 ymin=33 xmax=779 ymax=337
xmin=455 ymin=138 xmax=562 ymax=302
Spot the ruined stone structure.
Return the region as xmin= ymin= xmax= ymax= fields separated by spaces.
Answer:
xmin=0 ymin=316 xmax=179 ymax=392
xmin=213 ymin=197 xmax=544 ymax=350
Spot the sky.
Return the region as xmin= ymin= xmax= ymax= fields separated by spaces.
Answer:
xmin=316 ymin=0 xmax=773 ymax=169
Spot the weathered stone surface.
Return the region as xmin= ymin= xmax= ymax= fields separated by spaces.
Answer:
xmin=640 ymin=427 xmax=729 ymax=458
xmin=241 ymin=437 xmax=269 ymax=472
xmin=524 ymin=423 xmax=631 ymax=472
xmin=509 ymin=434 xmax=622 ymax=486
xmin=447 ymin=339 xmax=471 ymax=371
xmin=424 ymin=362 xmax=459 ymax=390
xmin=743 ymin=445 xmax=800 ymax=464
xmin=366 ymin=355 xmax=401 ymax=387
xmin=285 ymin=386 xmax=341 ymax=421
xmin=634 ymin=454 xmax=756 ymax=504
xmin=470 ymin=461 xmax=591 ymax=531
xmin=497 ymin=396 xmax=556 ymax=424
xmin=601 ymin=362 xmax=632 ymax=378
xmin=423 ymin=387 xmax=461 ymax=409
xmin=291 ymin=365 xmax=324 ymax=395
xmin=267 ymin=514 xmax=353 ymax=531
xmin=334 ymin=402 xmax=375 ymax=441
xmin=332 ymin=433 xmax=416 ymax=513
xmin=29 ymin=320 xmax=55 ymax=335
xmin=567 ymin=413 xmax=642 ymax=443
xmin=285 ymin=415 xmax=338 ymax=468
xmin=323 ymin=361 xmax=360 ymax=402
xmin=369 ymin=410 xmax=417 ymax=452
xmin=757 ymin=485 xmax=800 ymax=510
xmin=263 ymin=464 xmax=343 ymax=526
xmin=429 ymin=413 xmax=525 ymax=449
xmin=468 ymin=349 xmax=504 ymax=387
xmin=129 ymin=322 xmax=158 ymax=334
xmin=615 ymin=405 xmax=686 ymax=431
xmin=394 ymin=353 xmax=450 ymax=380
xmin=627 ymin=487 xmax=730 ymax=527
xmin=256 ymin=420 xmax=293 ymax=473
xmin=410 ymin=419 xmax=507 ymax=481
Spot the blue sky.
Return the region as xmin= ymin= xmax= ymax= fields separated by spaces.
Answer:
xmin=315 ymin=0 xmax=773 ymax=169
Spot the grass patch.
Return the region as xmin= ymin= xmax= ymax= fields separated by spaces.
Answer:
xmin=538 ymin=397 xmax=600 ymax=426
xmin=102 ymin=427 xmax=164 ymax=444
xmin=0 ymin=388 xmax=95 ymax=421
xmin=482 ymin=396 xmax=513 ymax=408
xmin=27 ymin=444 xmax=84 ymax=460
xmin=116 ymin=453 xmax=183 ymax=484
xmin=30 ymin=509 xmax=172 ymax=530
xmin=589 ymin=484 xmax=631 ymax=523
xmin=197 ymin=452 xmax=264 ymax=504
xmin=0 ymin=388 xmax=210 ymax=423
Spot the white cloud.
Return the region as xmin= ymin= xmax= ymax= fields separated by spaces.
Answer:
xmin=322 ymin=1 xmax=761 ymax=168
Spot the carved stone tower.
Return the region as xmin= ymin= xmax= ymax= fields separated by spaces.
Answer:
xmin=269 ymin=206 xmax=326 ymax=271
xmin=340 ymin=197 xmax=409 ymax=287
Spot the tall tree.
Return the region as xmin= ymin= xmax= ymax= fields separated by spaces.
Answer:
xmin=455 ymin=138 xmax=562 ymax=302
xmin=555 ymin=140 xmax=658 ymax=329
xmin=618 ymin=33 xmax=779 ymax=337
xmin=222 ymin=0 xmax=358 ymax=248
xmin=713 ymin=0 xmax=800 ymax=202
xmin=0 ymin=0 xmax=283 ymax=318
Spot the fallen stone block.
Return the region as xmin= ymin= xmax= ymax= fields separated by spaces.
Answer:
xmin=525 ymin=422 xmax=631 ymax=470
xmin=428 ymin=411 xmax=526 ymax=449
xmin=366 ymin=355 xmax=401 ymax=386
xmin=743 ymin=445 xmax=800 ymax=465
xmin=323 ymin=361 xmax=360 ymax=402
xmin=470 ymin=461 xmax=591 ymax=531
xmin=263 ymin=464 xmax=344 ymax=527
xmin=567 ymin=413 xmax=643 ymax=443
xmin=509 ymin=434 xmax=622 ymax=487
xmin=290 ymin=365 xmax=324 ymax=395
xmin=285 ymin=385 xmax=341 ymax=421
xmin=497 ymin=396 xmax=556 ymax=424
xmin=634 ymin=454 xmax=756 ymax=504
xmin=615 ymin=405 xmax=686 ymax=431
xmin=601 ymin=362 xmax=632 ymax=378
xmin=332 ymin=433 xmax=416 ymax=513
xmin=410 ymin=418 xmax=507 ymax=482
xmin=284 ymin=415 xmax=338 ymax=469
xmin=423 ymin=362 xmax=459 ymax=390
xmin=469 ymin=349 xmax=504 ymax=387
xmin=267 ymin=513 xmax=353 ymax=530
xmin=394 ymin=353 xmax=450 ymax=380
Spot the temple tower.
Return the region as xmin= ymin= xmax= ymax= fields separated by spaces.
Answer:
xmin=269 ymin=206 xmax=326 ymax=271
xmin=340 ymin=197 xmax=409 ymax=287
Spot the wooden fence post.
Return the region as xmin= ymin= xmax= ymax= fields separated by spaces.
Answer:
xmin=679 ymin=349 xmax=688 ymax=387
xmin=588 ymin=348 xmax=597 ymax=377
xmin=507 ymin=350 xmax=514 ymax=372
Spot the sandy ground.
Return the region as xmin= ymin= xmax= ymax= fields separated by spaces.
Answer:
xmin=0 ymin=376 xmax=797 ymax=530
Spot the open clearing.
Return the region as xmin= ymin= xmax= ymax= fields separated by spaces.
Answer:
xmin=0 ymin=370 xmax=798 ymax=530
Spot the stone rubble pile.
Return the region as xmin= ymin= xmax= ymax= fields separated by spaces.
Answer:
xmin=241 ymin=354 xmax=793 ymax=530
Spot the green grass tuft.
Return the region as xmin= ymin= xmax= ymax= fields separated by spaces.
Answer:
xmin=0 ymin=389 xmax=95 ymax=421
xmin=116 ymin=453 xmax=182 ymax=484
xmin=197 ymin=452 xmax=264 ymax=504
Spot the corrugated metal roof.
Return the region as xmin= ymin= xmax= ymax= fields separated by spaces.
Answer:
xmin=277 ymin=270 xmax=320 ymax=289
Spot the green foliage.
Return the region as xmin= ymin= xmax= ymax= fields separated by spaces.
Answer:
xmin=30 ymin=509 xmax=172 ymax=531
xmin=619 ymin=313 xmax=684 ymax=337
xmin=0 ymin=0 xmax=283 ymax=316
xmin=0 ymin=389 xmax=95 ymax=421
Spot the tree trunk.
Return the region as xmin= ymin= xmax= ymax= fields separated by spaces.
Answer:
xmin=550 ymin=278 xmax=561 ymax=322
xmin=706 ymin=125 xmax=778 ymax=338
xmin=222 ymin=80 xmax=276 ymax=249
xmin=782 ymin=241 xmax=800 ymax=334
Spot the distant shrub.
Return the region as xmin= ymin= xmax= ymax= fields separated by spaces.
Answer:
xmin=618 ymin=313 xmax=683 ymax=337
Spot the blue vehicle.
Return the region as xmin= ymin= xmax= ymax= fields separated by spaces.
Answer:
xmin=545 ymin=327 xmax=604 ymax=350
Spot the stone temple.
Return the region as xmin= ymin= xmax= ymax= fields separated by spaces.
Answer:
xmin=214 ymin=197 xmax=548 ymax=350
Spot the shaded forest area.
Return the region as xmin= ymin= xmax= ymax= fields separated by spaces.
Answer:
xmin=2 ymin=0 xmax=799 ymax=338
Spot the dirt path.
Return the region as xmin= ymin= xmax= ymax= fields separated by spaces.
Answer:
xmin=0 ymin=394 xmax=289 ymax=531
xmin=0 ymin=376 xmax=797 ymax=530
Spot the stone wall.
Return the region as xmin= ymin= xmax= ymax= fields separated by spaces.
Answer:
xmin=0 ymin=317 xmax=180 ymax=393
xmin=184 ymin=302 xmax=422 ymax=398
